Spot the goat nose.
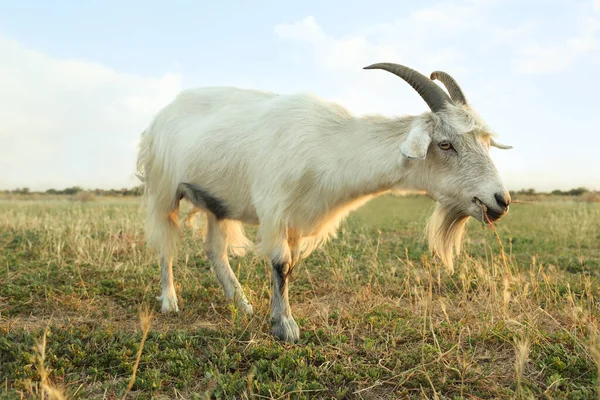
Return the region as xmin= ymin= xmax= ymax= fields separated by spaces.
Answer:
xmin=494 ymin=192 xmax=510 ymax=211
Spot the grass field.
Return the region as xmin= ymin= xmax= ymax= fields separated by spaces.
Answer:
xmin=1 ymin=194 xmax=600 ymax=399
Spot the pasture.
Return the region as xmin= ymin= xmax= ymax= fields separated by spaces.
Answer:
xmin=1 ymin=194 xmax=600 ymax=399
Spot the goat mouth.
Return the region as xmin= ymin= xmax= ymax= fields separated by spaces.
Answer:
xmin=472 ymin=197 xmax=504 ymax=222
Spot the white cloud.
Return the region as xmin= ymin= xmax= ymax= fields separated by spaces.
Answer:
xmin=275 ymin=17 xmax=403 ymax=116
xmin=274 ymin=0 xmax=497 ymax=75
xmin=273 ymin=9 xmax=474 ymax=117
xmin=515 ymin=44 xmax=575 ymax=74
xmin=275 ymin=16 xmax=399 ymax=74
xmin=515 ymin=12 xmax=599 ymax=74
xmin=0 ymin=37 xmax=182 ymax=190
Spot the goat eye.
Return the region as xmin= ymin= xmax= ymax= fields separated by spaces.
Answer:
xmin=439 ymin=141 xmax=453 ymax=150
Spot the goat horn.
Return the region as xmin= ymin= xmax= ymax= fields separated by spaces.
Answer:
xmin=430 ymin=71 xmax=468 ymax=105
xmin=363 ymin=63 xmax=452 ymax=112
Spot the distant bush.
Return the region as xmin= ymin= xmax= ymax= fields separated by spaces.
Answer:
xmin=549 ymin=187 xmax=590 ymax=196
xmin=38 ymin=186 xmax=143 ymax=197
xmin=64 ymin=186 xmax=83 ymax=195
xmin=45 ymin=186 xmax=84 ymax=195
xmin=11 ymin=187 xmax=30 ymax=194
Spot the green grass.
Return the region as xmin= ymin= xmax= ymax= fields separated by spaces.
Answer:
xmin=1 ymin=194 xmax=600 ymax=399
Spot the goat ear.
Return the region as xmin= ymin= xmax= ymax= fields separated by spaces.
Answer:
xmin=490 ymin=138 xmax=513 ymax=150
xmin=400 ymin=124 xmax=432 ymax=160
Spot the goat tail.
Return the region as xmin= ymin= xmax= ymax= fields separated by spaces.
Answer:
xmin=136 ymin=127 xmax=182 ymax=260
xmin=135 ymin=130 xmax=151 ymax=186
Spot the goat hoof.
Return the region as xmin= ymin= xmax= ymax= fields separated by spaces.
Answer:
xmin=240 ymin=302 xmax=254 ymax=316
xmin=231 ymin=300 xmax=254 ymax=316
xmin=157 ymin=294 xmax=179 ymax=313
xmin=271 ymin=315 xmax=300 ymax=343
xmin=232 ymin=293 xmax=254 ymax=316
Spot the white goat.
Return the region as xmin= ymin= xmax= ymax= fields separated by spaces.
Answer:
xmin=136 ymin=63 xmax=512 ymax=343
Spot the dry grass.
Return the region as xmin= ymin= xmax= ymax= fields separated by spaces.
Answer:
xmin=30 ymin=322 xmax=66 ymax=400
xmin=582 ymin=192 xmax=600 ymax=203
xmin=69 ymin=192 xmax=96 ymax=203
xmin=121 ymin=306 xmax=153 ymax=400
xmin=1 ymin=195 xmax=599 ymax=399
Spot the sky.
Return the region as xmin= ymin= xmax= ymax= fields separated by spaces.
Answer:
xmin=1 ymin=0 xmax=599 ymax=192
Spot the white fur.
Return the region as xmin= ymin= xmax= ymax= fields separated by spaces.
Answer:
xmin=136 ymin=83 xmax=510 ymax=342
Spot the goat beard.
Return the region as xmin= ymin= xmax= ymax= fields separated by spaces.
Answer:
xmin=425 ymin=202 xmax=470 ymax=274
